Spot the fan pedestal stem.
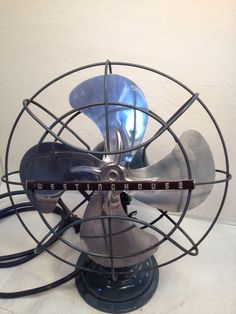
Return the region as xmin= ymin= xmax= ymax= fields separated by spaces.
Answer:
xmin=75 ymin=253 xmax=159 ymax=313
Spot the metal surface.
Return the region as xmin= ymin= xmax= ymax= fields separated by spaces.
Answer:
xmin=19 ymin=142 xmax=105 ymax=212
xmin=21 ymin=129 xmax=215 ymax=214
xmin=80 ymin=191 xmax=158 ymax=267
xmin=129 ymin=129 xmax=215 ymax=211
xmin=77 ymin=121 xmax=158 ymax=267
xmin=69 ymin=74 xmax=148 ymax=164
xmin=76 ymin=253 xmax=158 ymax=313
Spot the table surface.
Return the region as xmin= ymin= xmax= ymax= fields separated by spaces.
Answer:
xmin=0 ymin=183 xmax=235 ymax=314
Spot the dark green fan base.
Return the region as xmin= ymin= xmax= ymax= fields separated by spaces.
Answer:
xmin=75 ymin=254 xmax=159 ymax=313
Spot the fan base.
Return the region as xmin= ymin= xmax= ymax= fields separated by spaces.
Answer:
xmin=75 ymin=254 xmax=159 ymax=313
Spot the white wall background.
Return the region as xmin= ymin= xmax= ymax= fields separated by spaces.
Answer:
xmin=0 ymin=0 xmax=235 ymax=223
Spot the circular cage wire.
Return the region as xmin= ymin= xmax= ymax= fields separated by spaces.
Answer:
xmin=0 ymin=60 xmax=231 ymax=297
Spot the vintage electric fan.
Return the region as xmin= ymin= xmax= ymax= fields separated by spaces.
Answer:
xmin=0 ymin=61 xmax=231 ymax=313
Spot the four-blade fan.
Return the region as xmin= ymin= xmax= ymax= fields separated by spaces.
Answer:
xmin=19 ymin=69 xmax=217 ymax=313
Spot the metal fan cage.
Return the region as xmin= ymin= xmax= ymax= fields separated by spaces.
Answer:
xmin=1 ymin=60 xmax=231 ymax=283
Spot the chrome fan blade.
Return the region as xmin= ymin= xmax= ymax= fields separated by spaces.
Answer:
xmin=20 ymin=142 xmax=105 ymax=212
xmin=128 ymin=129 xmax=215 ymax=212
xmin=70 ymin=75 xmax=157 ymax=267
xmin=80 ymin=191 xmax=158 ymax=268
xmin=70 ymin=74 xmax=148 ymax=163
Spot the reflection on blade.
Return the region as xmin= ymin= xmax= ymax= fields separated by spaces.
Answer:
xmin=20 ymin=142 xmax=105 ymax=212
xmin=128 ymin=129 xmax=215 ymax=212
xmin=80 ymin=191 xmax=158 ymax=268
xmin=69 ymin=74 xmax=148 ymax=163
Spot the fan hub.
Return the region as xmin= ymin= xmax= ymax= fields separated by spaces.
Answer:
xmin=101 ymin=164 xmax=125 ymax=182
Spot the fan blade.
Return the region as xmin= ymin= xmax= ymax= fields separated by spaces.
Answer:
xmin=20 ymin=142 xmax=105 ymax=212
xmin=127 ymin=129 xmax=215 ymax=211
xmin=70 ymin=74 xmax=148 ymax=163
xmin=80 ymin=191 xmax=158 ymax=268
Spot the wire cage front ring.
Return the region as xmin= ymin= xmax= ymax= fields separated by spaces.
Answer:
xmin=2 ymin=60 xmax=231 ymax=279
